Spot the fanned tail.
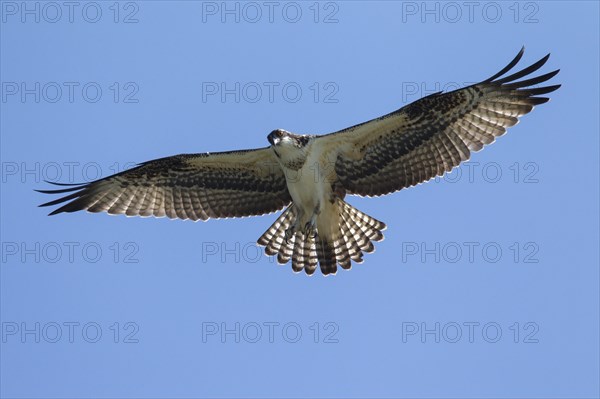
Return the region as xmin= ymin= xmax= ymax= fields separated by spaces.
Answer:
xmin=257 ymin=200 xmax=386 ymax=276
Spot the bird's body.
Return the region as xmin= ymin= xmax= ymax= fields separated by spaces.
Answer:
xmin=271 ymin=132 xmax=321 ymax=221
xmin=38 ymin=48 xmax=560 ymax=276
xmin=271 ymin=132 xmax=334 ymax=232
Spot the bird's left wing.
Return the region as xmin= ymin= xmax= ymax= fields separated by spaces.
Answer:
xmin=320 ymin=48 xmax=560 ymax=197
xmin=38 ymin=147 xmax=291 ymax=220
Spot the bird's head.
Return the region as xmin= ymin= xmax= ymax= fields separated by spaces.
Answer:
xmin=267 ymin=129 xmax=311 ymax=167
xmin=267 ymin=129 xmax=290 ymax=146
xmin=267 ymin=129 xmax=309 ymax=148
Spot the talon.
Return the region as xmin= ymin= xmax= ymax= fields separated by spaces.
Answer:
xmin=303 ymin=221 xmax=317 ymax=238
xmin=284 ymin=227 xmax=295 ymax=243
xmin=303 ymin=222 xmax=311 ymax=235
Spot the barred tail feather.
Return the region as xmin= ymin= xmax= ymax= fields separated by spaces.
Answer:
xmin=257 ymin=206 xmax=296 ymax=256
xmin=307 ymin=243 xmax=318 ymax=275
xmin=335 ymin=229 xmax=352 ymax=270
xmin=316 ymin=235 xmax=339 ymax=276
xmin=340 ymin=215 xmax=364 ymax=264
xmin=291 ymin=231 xmax=306 ymax=272
xmin=277 ymin=230 xmax=295 ymax=264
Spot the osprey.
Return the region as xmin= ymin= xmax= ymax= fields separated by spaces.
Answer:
xmin=38 ymin=48 xmax=560 ymax=276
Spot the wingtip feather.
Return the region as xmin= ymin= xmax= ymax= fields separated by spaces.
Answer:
xmin=483 ymin=46 xmax=526 ymax=83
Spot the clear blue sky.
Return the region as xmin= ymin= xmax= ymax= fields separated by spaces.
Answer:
xmin=1 ymin=1 xmax=598 ymax=398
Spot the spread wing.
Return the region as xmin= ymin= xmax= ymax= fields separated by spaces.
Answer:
xmin=321 ymin=48 xmax=560 ymax=197
xmin=37 ymin=148 xmax=290 ymax=221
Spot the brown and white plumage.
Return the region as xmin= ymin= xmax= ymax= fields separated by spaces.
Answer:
xmin=38 ymin=149 xmax=290 ymax=220
xmin=324 ymin=47 xmax=560 ymax=197
xmin=38 ymin=48 xmax=560 ymax=276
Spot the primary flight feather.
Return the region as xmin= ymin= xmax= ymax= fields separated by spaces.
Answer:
xmin=38 ymin=48 xmax=560 ymax=276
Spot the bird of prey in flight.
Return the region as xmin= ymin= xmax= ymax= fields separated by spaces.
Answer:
xmin=38 ymin=48 xmax=560 ymax=276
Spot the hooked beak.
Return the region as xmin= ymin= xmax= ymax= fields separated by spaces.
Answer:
xmin=268 ymin=134 xmax=278 ymax=146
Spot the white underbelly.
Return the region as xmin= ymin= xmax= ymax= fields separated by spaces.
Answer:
xmin=286 ymin=161 xmax=332 ymax=222
xmin=287 ymin=169 xmax=321 ymax=213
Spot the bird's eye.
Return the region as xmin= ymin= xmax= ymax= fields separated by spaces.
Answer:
xmin=276 ymin=130 xmax=283 ymax=137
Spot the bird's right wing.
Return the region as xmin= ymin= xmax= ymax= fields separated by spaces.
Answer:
xmin=37 ymin=147 xmax=291 ymax=221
